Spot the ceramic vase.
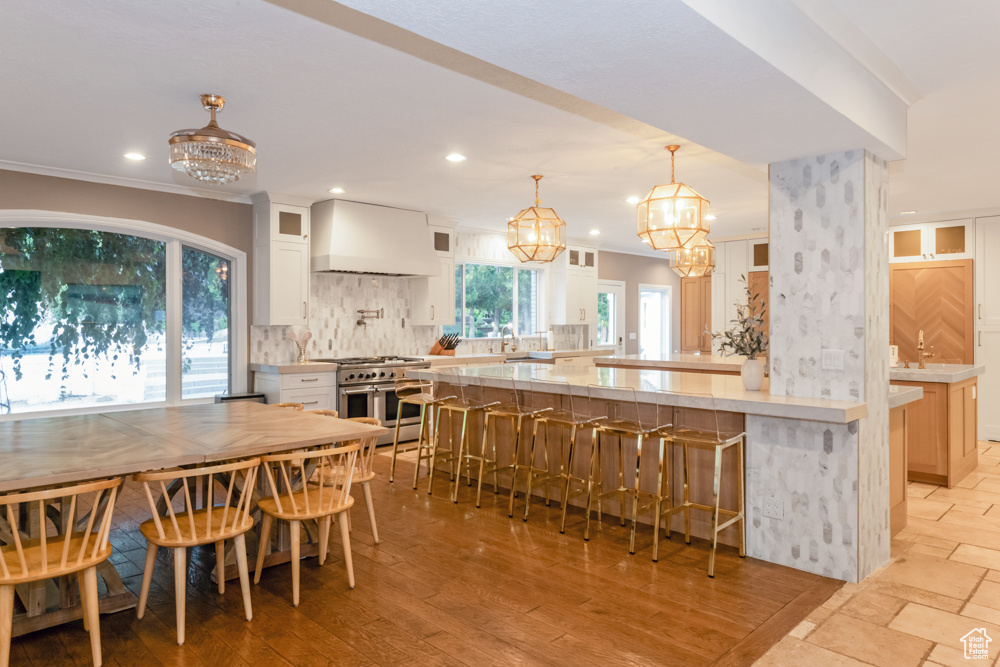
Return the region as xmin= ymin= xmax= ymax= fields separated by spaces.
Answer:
xmin=741 ymin=358 xmax=765 ymax=391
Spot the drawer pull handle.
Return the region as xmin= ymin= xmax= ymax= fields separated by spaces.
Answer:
xmin=303 ymin=401 xmax=319 ymax=405
xmin=301 ymin=378 xmax=319 ymax=382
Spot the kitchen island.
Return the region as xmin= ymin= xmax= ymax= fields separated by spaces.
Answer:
xmin=890 ymin=362 xmax=985 ymax=487
xmin=409 ymin=363 xmax=922 ymax=581
xmin=595 ymin=353 xmax=744 ymax=375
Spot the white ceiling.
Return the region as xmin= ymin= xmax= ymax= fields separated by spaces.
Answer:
xmin=0 ymin=1 xmax=997 ymax=253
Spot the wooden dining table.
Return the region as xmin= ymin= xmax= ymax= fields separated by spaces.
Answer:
xmin=0 ymin=401 xmax=387 ymax=637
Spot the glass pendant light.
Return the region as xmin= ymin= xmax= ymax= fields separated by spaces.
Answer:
xmin=637 ymin=145 xmax=710 ymax=251
xmin=169 ymin=94 xmax=256 ymax=185
xmin=669 ymin=238 xmax=716 ymax=277
xmin=507 ymin=175 xmax=567 ymax=263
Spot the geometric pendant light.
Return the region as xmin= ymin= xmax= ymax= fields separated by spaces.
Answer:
xmin=637 ymin=145 xmax=710 ymax=251
xmin=507 ymin=175 xmax=567 ymax=263
xmin=669 ymin=238 xmax=716 ymax=278
xmin=169 ymin=94 xmax=256 ymax=185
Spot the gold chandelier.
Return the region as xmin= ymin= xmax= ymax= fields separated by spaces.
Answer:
xmin=169 ymin=94 xmax=256 ymax=185
xmin=637 ymin=145 xmax=710 ymax=251
xmin=507 ymin=175 xmax=567 ymax=263
xmin=670 ymin=238 xmax=716 ymax=278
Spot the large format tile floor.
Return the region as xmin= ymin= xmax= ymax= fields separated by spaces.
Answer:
xmin=757 ymin=441 xmax=1000 ymax=666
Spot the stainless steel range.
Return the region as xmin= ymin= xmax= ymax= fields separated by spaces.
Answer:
xmin=311 ymin=356 xmax=431 ymax=445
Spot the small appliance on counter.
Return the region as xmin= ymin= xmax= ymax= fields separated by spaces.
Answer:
xmin=429 ymin=334 xmax=461 ymax=356
xmin=889 ymin=344 xmax=899 ymax=368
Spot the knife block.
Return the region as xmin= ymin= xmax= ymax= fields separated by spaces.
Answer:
xmin=429 ymin=342 xmax=456 ymax=356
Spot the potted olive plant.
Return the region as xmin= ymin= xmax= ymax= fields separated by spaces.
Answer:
xmin=712 ymin=275 xmax=768 ymax=391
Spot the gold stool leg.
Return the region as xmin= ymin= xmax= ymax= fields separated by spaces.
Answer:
xmin=738 ymin=438 xmax=746 ymax=558
xmin=427 ymin=405 xmax=446 ymax=496
xmin=629 ymin=435 xmax=644 ymax=555
xmin=682 ymin=443 xmax=692 ymax=544
xmin=523 ymin=417 xmax=541 ymax=521
xmin=584 ymin=428 xmax=600 ymax=541
xmin=508 ymin=415 xmax=524 ymax=518
xmin=618 ymin=434 xmax=627 ymax=526
xmin=652 ymin=437 xmax=666 ymax=562
xmin=390 ymin=404 xmax=405 ymax=483
xmin=559 ymin=422 xmax=578 ymax=534
xmin=410 ymin=403 xmax=429 ymax=489
xmin=708 ymin=444 xmax=723 ymax=578
xmin=476 ymin=412 xmax=492 ymax=508
xmin=451 ymin=411 xmax=470 ymax=503
xmin=663 ymin=437 xmax=673 ymax=541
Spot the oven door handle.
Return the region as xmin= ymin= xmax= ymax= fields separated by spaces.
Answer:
xmin=340 ymin=387 xmax=376 ymax=395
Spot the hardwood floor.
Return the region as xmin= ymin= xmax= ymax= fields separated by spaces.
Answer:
xmin=10 ymin=452 xmax=840 ymax=666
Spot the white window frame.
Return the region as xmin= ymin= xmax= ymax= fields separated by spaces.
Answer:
xmin=0 ymin=210 xmax=248 ymax=420
xmin=449 ymin=257 xmax=547 ymax=339
xmin=596 ymin=279 xmax=626 ymax=351
xmin=638 ymin=283 xmax=673 ymax=357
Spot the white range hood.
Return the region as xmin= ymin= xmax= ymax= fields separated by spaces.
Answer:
xmin=310 ymin=199 xmax=440 ymax=276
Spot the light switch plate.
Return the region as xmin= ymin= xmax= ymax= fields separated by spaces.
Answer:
xmin=821 ymin=349 xmax=845 ymax=371
xmin=629 ymin=332 xmax=637 ymax=340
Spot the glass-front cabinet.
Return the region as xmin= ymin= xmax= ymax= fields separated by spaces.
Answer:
xmin=890 ymin=219 xmax=974 ymax=263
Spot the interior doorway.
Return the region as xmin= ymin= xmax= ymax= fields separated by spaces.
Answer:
xmin=597 ymin=280 xmax=626 ymax=354
xmin=639 ymin=284 xmax=672 ymax=357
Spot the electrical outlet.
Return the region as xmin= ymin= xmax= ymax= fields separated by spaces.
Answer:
xmin=629 ymin=332 xmax=637 ymax=340
xmin=763 ymin=495 xmax=784 ymax=520
xmin=821 ymin=349 xmax=845 ymax=371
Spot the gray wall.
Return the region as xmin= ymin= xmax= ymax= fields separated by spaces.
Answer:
xmin=598 ymin=250 xmax=681 ymax=355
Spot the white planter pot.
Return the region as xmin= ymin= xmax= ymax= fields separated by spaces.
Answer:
xmin=741 ymin=358 xmax=765 ymax=391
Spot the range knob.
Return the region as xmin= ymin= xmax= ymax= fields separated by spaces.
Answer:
xmin=348 ymin=373 xmax=355 ymax=380
xmin=380 ymin=371 xmax=386 ymax=378
xmin=389 ymin=371 xmax=396 ymax=378
xmin=365 ymin=372 xmax=372 ymax=379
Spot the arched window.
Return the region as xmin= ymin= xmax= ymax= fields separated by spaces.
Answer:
xmin=0 ymin=211 xmax=247 ymax=417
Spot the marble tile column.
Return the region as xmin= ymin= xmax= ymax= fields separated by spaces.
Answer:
xmin=746 ymin=150 xmax=889 ymax=582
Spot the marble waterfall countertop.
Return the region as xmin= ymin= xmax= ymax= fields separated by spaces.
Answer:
xmin=888 ymin=385 xmax=924 ymax=409
xmin=409 ymin=363 xmax=868 ymax=424
xmin=889 ymin=363 xmax=986 ymax=384
xmin=595 ymin=353 xmax=745 ymax=372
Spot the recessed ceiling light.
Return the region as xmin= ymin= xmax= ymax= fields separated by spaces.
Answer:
xmin=590 ymin=229 xmax=600 ymax=236
xmin=900 ymin=210 xmax=917 ymax=215
xmin=626 ymin=196 xmax=640 ymax=205
xmin=329 ymin=187 xmax=344 ymax=194
xmin=124 ymin=153 xmax=145 ymax=161
xmin=445 ymin=153 xmax=467 ymax=162
xmin=705 ymin=214 xmax=717 ymax=221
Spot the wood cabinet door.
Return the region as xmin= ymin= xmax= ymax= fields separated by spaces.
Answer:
xmin=895 ymin=381 xmax=949 ymax=481
xmin=948 ymin=378 xmax=979 ymax=487
xmin=680 ymin=276 xmax=712 ymax=352
xmin=889 ymin=404 xmax=908 ymax=536
xmin=890 ymin=260 xmax=974 ymax=364
xmin=748 ymin=271 xmax=769 ymax=344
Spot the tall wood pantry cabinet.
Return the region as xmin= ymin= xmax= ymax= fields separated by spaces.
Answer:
xmin=680 ymin=276 xmax=712 ymax=353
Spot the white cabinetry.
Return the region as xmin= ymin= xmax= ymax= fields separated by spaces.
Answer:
xmin=252 ymin=193 xmax=311 ymax=326
xmin=890 ymin=219 xmax=974 ymax=263
xmin=411 ymin=226 xmax=456 ymax=326
xmin=254 ymin=370 xmax=335 ymax=410
xmin=710 ymin=239 xmax=752 ymax=353
xmin=976 ymin=216 xmax=1000 ymax=440
xmin=749 ymin=239 xmax=769 ymax=271
xmin=550 ymin=245 xmax=598 ymax=326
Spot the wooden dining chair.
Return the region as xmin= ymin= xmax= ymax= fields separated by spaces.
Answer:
xmin=255 ymin=443 xmax=360 ymax=606
xmin=133 ymin=458 xmax=260 ymax=645
xmin=308 ymin=409 xmax=339 ymax=418
xmin=0 ymin=476 xmax=121 ymax=667
xmin=343 ymin=418 xmax=381 ymax=543
xmin=273 ymin=402 xmax=304 ymax=410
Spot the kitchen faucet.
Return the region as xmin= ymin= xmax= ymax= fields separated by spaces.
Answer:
xmin=500 ymin=324 xmax=513 ymax=353
xmin=917 ymin=329 xmax=936 ymax=369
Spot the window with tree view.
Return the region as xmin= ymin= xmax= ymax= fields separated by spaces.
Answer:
xmin=0 ymin=227 xmax=233 ymax=415
xmin=442 ymin=263 xmax=540 ymax=338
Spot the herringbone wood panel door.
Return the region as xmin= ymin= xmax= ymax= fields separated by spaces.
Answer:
xmin=890 ymin=259 xmax=974 ymax=364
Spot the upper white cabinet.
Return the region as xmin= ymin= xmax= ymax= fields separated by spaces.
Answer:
xmin=890 ymin=219 xmax=974 ymax=263
xmin=711 ymin=239 xmax=752 ymax=353
xmin=410 ymin=226 xmax=456 ymax=326
xmin=551 ymin=244 xmax=598 ymax=326
xmin=252 ymin=193 xmax=311 ymax=326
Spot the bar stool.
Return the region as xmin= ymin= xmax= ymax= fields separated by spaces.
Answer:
xmin=585 ymin=385 xmax=659 ymax=554
xmin=273 ymin=402 xmax=304 ymax=410
xmin=0 ymin=477 xmax=121 ymax=667
xmin=308 ymin=409 xmax=339 ymax=418
xmin=525 ymin=379 xmax=604 ymax=530
xmin=134 ymin=458 xmax=260 ymax=645
xmin=428 ymin=371 xmax=498 ymax=501
xmin=658 ymin=393 xmax=746 ymax=577
xmin=478 ymin=374 xmax=551 ymax=515
xmin=389 ymin=378 xmax=454 ymax=488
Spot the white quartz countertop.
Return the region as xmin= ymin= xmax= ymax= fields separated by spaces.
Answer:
xmin=418 ymin=353 xmax=508 ymax=366
xmin=528 ymin=349 xmax=615 ymax=360
xmin=410 ymin=363 xmax=867 ymax=424
xmin=889 ymin=363 xmax=985 ymax=384
xmin=250 ymin=362 xmax=338 ymax=374
xmin=888 ymin=385 xmax=923 ymax=409
xmin=596 ymin=353 xmax=745 ymax=371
